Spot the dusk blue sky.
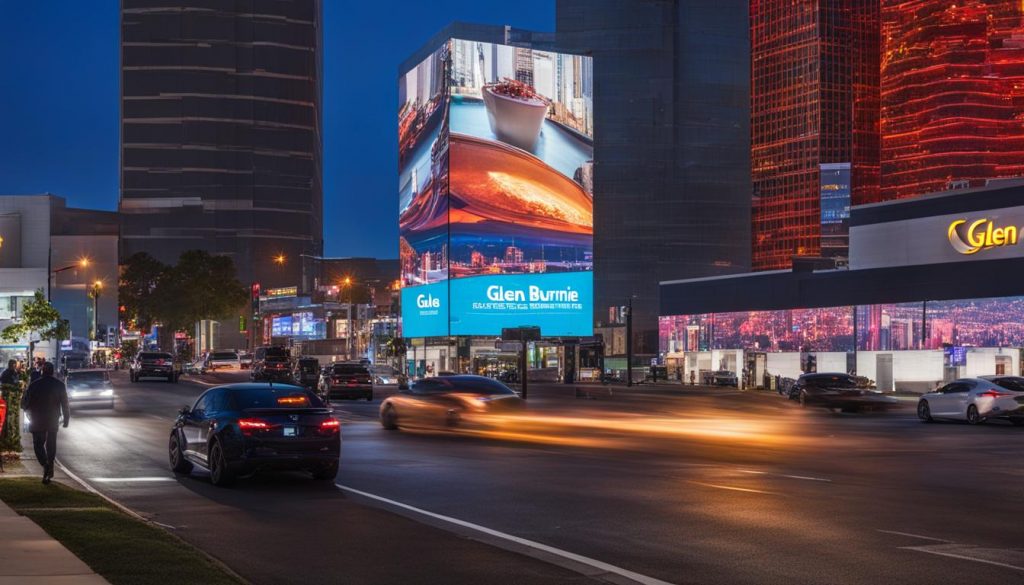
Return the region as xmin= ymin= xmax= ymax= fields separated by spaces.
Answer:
xmin=0 ymin=1 xmax=553 ymax=258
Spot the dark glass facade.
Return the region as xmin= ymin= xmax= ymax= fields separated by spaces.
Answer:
xmin=119 ymin=0 xmax=323 ymax=290
xmin=750 ymin=0 xmax=879 ymax=270
xmin=556 ymin=0 xmax=752 ymax=354
xmin=879 ymin=0 xmax=1024 ymax=202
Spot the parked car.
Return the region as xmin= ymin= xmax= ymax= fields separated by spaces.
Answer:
xmin=65 ymin=369 xmax=115 ymax=410
xmin=292 ymin=357 xmax=321 ymax=389
xmin=205 ymin=350 xmax=241 ymax=371
xmin=380 ymin=375 xmax=524 ymax=431
xmin=130 ymin=351 xmax=181 ymax=383
xmin=168 ymin=384 xmax=341 ymax=486
xmin=789 ymin=372 xmax=899 ymax=412
xmin=184 ymin=360 xmax=206 ymax=376
xmin=319 ymin=362 xmax=373 ymax=401
xmin=711 ymin=370 xmax=738 ymax=387
xmin=250 ymin=346 xmax=292 ymax=382
xmin=917 ymin=376 xmax=1024 ymax=425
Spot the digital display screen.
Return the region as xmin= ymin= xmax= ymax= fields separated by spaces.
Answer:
xmin=399 ymin=39 xmax=594 ymax=337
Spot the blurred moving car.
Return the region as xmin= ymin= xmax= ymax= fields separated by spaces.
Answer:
xmin=205 ymin=350 xmax=241 ymax=371
xmin=130 ymin=351 xmax=181 ymax=383
xmin=239 ymin=352 xmax=253 ymax=370
xmin=292 ymin=357 xmax=320 ymax=389
xmin=711 ymin=370 xmax=738 ymax=387
xmin=917 ymin=376 xmax=1024 ymax=425
xmin=168 ymin=384 xmax=340 ymax=487
xmin=250 ymin=346 xmax=292 ymax=382
xmin=319 ymin=362 xmax=373 ymax=401
xmin=370 ymin=364 xmax=404 ymax=385
xmin=380 ymin=375 xmax=523 ymax=431
xmin=65 ymin=369 xmax=115 ymax=410
xmin=789 ymin=372 xmax=899 ymax=412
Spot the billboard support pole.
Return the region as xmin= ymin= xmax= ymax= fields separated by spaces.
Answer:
xmin=626 ymin=296 xmax=634 ymax=387
xmin=520 ymin=343 xmax=528 ymax=400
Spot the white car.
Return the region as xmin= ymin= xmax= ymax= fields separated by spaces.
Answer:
xmin=917 ymin=376 xmax=1024 ymax=425
xmin=65 ymin=369 xmax=115 ymax=410
xmin=205 ymin=351 xmax=241 ymax=371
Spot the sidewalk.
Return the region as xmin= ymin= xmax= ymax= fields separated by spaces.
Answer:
xmin=0 ymin=488 xmax=109 ymax=584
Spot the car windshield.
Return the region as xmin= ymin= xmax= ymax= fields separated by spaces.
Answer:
xmin=211 ymin=352 xmax=237 ymax=360
xmin=263 ymin=347 xmax=289 ymax=358
xmin=231 ymin=388 xmax=325 ymax=409
xmin=139 ymin=352 xmax=172 ymax=360
xmin=67 ymin=371 xmax=109 ymax=387
xmin=992 ymin=377 xmax=1024 ymax=392
xmin=332 ymin=364 xmax=369 ymax=375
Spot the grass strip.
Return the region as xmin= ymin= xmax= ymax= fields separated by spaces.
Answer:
xmin=0 ymin=477 xmax=244 ymax=585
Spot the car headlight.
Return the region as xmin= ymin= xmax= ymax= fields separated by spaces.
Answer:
xmin=101 ymin=389 xmax=114 ymax=396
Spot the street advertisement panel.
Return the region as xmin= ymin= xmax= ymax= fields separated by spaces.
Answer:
xmin=447 ymin=39 xmax=593 ymax=336
xmin=399 ymin=38 xmax=594 ymax=337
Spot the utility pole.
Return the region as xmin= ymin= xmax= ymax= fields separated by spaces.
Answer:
xmin=626 ymin=296 xmax=634 ymax=387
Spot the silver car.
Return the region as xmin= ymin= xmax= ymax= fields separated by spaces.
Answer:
xmin=65 ymin=369 xmax=115 ymax=410
xmin=917 ymin=377 xmax=1024 ymax=425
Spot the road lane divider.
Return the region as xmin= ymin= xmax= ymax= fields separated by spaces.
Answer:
xmin=335 ymin=482 xmax=677 ymax=585
xmin=686 ymin=481 xmax=776 ymax=495
xmin=90 ymin=477 xmax=176 ymax=483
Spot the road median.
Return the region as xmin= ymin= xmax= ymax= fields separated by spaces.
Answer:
xmin=0 ymin=476 xmax=245 ymax=585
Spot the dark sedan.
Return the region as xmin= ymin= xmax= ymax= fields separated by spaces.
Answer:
xmin=789 ymin=372 xmax=900 ymax=412
xmin=169 ymin=384 xmax=341 ymax=486
xmin=319 ymin=362 xmax=373 ymax=401
xmin=380 ymin=375 xmax=524 ymax=431
xmin=130 ymin=351 xmax=180 ymax=383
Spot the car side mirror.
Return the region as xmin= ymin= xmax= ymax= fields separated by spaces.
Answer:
xmin=178 ymin=406 xmax=190 ymax=416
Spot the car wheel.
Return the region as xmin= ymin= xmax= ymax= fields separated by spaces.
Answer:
xmin=311 ymin=462 xmax=339 ymax=481
xmin=1011 ymin=418 xmax=1024 ymax=427
xmin=130 ymin=373 xmax=136 ymax=383
xmin=799 ymin=392 xmax=808 ymax=407
xmin=208 ymin=439 xmax=235 ymax=487
xmin=967 ymin=404 xmax=984 ymax=425
xmin=365 ymin=393 xmax=373 ymax=402
xmin=917 ymin=400 xmax=933 ymax=422
xmin=381 ymin=404 xmax=399 ymax=430
xmin=168 ymin=432 xmax=193 ymax=474
xmin=167 ymin=373 xmax=174 ymax=383
xmin=445 ymin=409 xmax=461 ymax=427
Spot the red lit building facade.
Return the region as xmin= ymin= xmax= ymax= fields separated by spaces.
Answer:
xmin=751 ymin=1 xmax=879 ymax=270
xmin=878 ymin=0 xmax=1024 ymax=203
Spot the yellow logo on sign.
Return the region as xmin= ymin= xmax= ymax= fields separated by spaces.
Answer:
xmin=947 ymin=218 xmax=1019 ymax=255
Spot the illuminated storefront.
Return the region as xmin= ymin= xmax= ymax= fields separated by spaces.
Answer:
xmin=661 ymin=183 xmax=1024 ymax=392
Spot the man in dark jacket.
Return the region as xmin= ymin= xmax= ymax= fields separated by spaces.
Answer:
xmin=21 ymin=362 xmax=70 ymax=484
xmin=29 ymin=357 xmax=44 ymax=384
xmin=0 ymin=359 xmax=17 ymax=386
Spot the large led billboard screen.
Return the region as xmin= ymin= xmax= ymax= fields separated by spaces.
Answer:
xmin=399 ymin=39 xmax=594 ymax=337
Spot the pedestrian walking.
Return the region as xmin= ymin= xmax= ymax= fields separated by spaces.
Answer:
xmin=20 ymin=362 xmax=70 ymax=484
xmin=0 ymin=359 xmax=17 ymax=386
xmin=29 ymin=357 xmax=44 ymax=384
xmin=689 ymin=370 xmax=696 ymax=386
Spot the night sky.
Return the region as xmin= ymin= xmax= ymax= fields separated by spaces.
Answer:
xmin=0 ymin=1 xmax=554 ymax=258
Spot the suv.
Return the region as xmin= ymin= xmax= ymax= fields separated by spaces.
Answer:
xmin=319 ymin=362 xmax=373 ymax=401
xmin=292 ymin=357 xmax=321 ymax=388
xmin=130 ymin=351 xmax=181 ymax=383
xmin=250 ymin=346 xmax=292 ymax=382
xmin=205 ymin=350 xmax=241 ymax=371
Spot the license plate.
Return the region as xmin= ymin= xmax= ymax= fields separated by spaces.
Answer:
xmin=283 ymin=426 xmax=297 ymax=437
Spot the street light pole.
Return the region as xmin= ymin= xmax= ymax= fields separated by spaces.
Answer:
xmin=626 ymin=296 xmax=634 ymax=387
xmin=89 ymin=281 xmax=103 ymax=341
xmin=343 ymin=277 xmax=353 ymax=360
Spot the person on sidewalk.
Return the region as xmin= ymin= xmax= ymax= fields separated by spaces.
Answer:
xmin=20 ymin=362 xmax=70 ymax=484
xmin=0 ymin=359 xmax=17 ymax=386
xmin=29 ymin=357 xmax=44 ymax=384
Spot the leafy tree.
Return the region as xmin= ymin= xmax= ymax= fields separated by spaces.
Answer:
xmin=119 ymin=252 xmax=170 ymax=334
xmin=119 ymin=339 xmax=139 ymax=359
xmin=0 ymin=289 xmax=70 ymax=358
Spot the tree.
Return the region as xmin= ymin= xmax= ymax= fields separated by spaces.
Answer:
xmin=0 ymin=289 xmax=70 ymax=357
xmin=119 ymin=250 xmax=248 ymax=351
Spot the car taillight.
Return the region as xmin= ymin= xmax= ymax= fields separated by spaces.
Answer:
xmin=320 ymin=418 xmax=341 ymax=431
xmin=979 ymin=390 xmax=1010 ymax=398
xmin=238 ymin=418 xmax=269 ymax=435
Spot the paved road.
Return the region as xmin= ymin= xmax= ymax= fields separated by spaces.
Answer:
xmin=53 ymin=373 xmax=1024 ymax=584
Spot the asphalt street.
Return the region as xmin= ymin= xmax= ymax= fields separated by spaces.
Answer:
xmin=49 ymin=371 xmax=1024 ymax=585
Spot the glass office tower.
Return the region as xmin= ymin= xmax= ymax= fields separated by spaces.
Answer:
xmin=119 ymin=0 xmax=323 ymax=290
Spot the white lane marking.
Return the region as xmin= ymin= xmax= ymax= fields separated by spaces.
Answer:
xmin=90 ymin=477 xmax=176 ymax=483
xmin=876 ymin=529 xmax=952 ymax=543
xmin=736 ymin=469 xmax=832 ymax=482
xmin=55 ymin=460 xmax=153 ymax=524
xmin=336 ymin=483 xmax=677 ymax=585
xmin=687 ymin=481 xmax=776 ymax=495
xmin=902 ymin=544 xmax=1024 ymax=572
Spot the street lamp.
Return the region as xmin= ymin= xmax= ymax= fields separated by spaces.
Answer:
xmin=89 ymin=280 xmax=103 ymax=342
xmin=49 ymin=257 xmax=91 ymax=302
xmin=341 ymin=277 xmax=353 ymax=360
xmin=273 ymin=253 xmax=286 ymax=266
